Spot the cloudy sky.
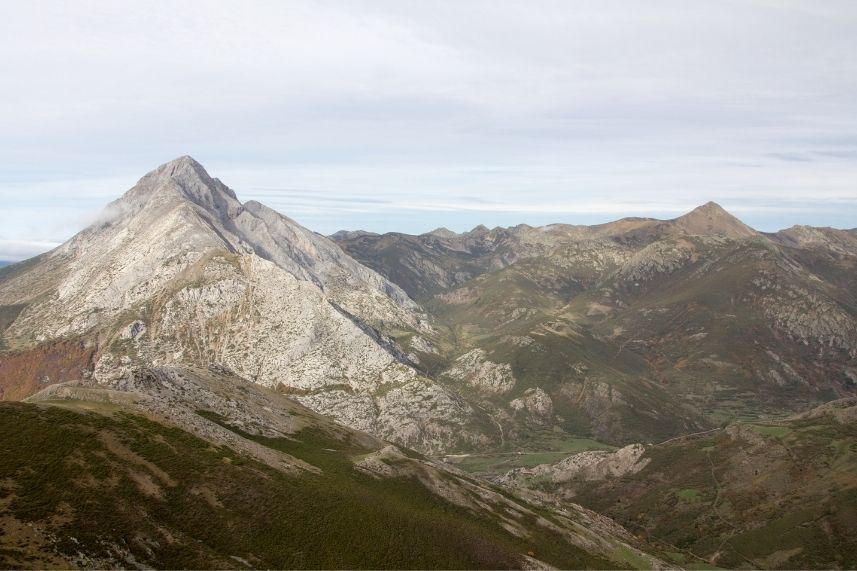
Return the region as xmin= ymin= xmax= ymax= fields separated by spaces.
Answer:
xmin=1 ymin=1 xmax=856 ymax=260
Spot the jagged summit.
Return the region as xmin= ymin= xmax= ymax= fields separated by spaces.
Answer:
xmin=672 ymin=201 xmax=757 ymax=238
xmin=133 ymin=155 xmax=214 ymax=192
xmin=151 ymin=154 xmax=207 ymax=177
xmin=103 ymin=155 xmax=239 ymax=225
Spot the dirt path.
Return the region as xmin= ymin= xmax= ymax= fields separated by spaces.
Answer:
xmin=654 ymin=427 xmax=722 ymax=446
xmin=705 ymin=451 xmax=761 ymax=569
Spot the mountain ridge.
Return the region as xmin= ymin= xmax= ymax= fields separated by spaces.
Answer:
xmin=332 ymin=201 xmax=854 ymax=242
xmin=335 ymin=195 xmax=857 ymax=448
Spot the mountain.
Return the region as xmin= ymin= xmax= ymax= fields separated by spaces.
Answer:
xmin=332 ymin=224 xmax=527 ymax=301
xmin=0 ymin=261 xmax=11 ymax=268
xmin=0 ymin=157 xmax=491 ymax=454
xmin=335 ymin=204 xmax=857 ymax=448
xmin=497 ymin=398 xmax=857 ymax=569
xmin=329 ymin=229 xmax=379 ymax=240
xmin=0 ymin=367 xmax=666 ymax=569
xmin=670 ymin=201 xmax=757 ymax=238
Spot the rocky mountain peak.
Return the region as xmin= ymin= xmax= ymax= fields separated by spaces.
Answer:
xmin=103 ymin=156 xmax=240 ymax=227
xmin=153 ymin=154 xmax=208 ymax=178
xmin=672 ymin=201 xmax=757 ymax=238
xmin=134 ymin=155 xmax=214 ymax=194
xmin=0 ymin=156 xmax=447 ymax=451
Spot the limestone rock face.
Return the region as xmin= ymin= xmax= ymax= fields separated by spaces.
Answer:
xmin=510 ymin=388 xmax=554 ymax=424
xmin=409 ymin=335 xmax=439 ymax=355
xmin=0 ymin=157 xmax=486 ymax=454
xmin=497 ymin=444 xmax=649 ymax=491
xmin=443 ymin=348 xmax=516 ymax=395
xmin=614 ymin=239 xmax=697 ymax=283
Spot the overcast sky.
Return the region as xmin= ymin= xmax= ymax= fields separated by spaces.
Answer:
xmin=1 ymin=1 xmax=856 ymax=260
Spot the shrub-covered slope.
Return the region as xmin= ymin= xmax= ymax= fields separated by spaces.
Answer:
xmin=2 ymin=365 xmax=667 ymax=570
xmin=498 ymin=399 xmax=857 ymax=569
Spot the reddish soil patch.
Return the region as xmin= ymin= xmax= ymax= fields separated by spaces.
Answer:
xmin=0 ymin=338 xmax=97 ymax=400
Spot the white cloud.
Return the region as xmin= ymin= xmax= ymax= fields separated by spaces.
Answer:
xmin=0 ymin=240 xmax=62 ymax=262
xmin=0 ymin=1 xmax=855 ymax=244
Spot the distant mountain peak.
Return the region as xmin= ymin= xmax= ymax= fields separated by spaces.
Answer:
xmin=672 ymin=201 xmax=756 ymax=238
xmin=696 ymin=200 xmax=726 ymax=211
xmin=330 ymin=229 xmax=379 ymax=241
xmin=425 ymin=227 xmax=457 ymax=239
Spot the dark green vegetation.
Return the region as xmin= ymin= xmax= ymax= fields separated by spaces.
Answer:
xmin=0 ymin=402 xmax=623 ymax=570
xmin=445 ymin=430 xmax=615 ymax=475
xmin=565 ymin=404 xmax=857 ymax=569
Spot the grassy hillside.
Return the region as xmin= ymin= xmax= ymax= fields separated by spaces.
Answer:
xmin=0 ymin=401 xmax=647 ymax=570
xmin=548 ymin=403 xmax=857 ymax=569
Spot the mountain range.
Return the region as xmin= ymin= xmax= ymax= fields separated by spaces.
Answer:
xmin=335 ymin=198 xmax=857 ymax=448
xmin=1 ymin=156 xmax=856 ymax=569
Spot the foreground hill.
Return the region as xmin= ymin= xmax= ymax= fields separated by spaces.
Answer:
xmin=0 ymin=366 xmax=665 ymax=570
xmin=496 ymin=398 xmax=857 ymax=569
xmin=335 ymin=204 xmax=857 ymax=447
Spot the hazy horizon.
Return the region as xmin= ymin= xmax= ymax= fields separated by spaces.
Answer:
xmin=2 ymin=1 xmax=857 ymax=260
